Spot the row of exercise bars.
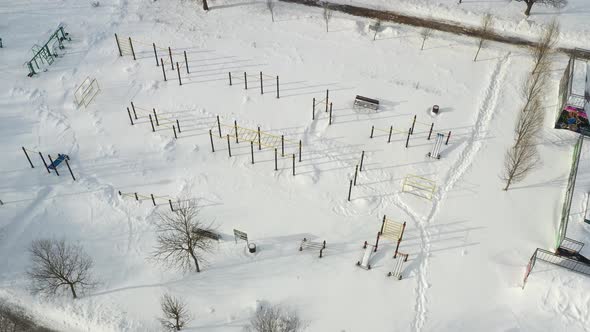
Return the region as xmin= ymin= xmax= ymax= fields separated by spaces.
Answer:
xmin=209 ymin=116 xmax=304 ymax=175
xmin=228 ymin=71 xmax=281 ymax=98
xmin=370 ymin=114 xmax=451 ymax=153
xmin=21 ymin=147 xmax=76 ymax=181
xmin=27 ymin=25 xmax=71 ymax=77
xmin=118 ymin=191 xmax=176 ymax=211
xmin=125 ymin=102 xmax=184 ymax=139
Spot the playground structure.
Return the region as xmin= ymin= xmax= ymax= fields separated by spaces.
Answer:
xmin=299 ymin=238 xmax=326 ymax=258
xmin=402 ymin=174 xmax=436 ymax=200
xmin=118 ymin=190 xmax=175 ymax=211
xmin=387 ymin=252 xmax=409 ymax=280
xmin=375 ymin=216 xmax=406 ymax=257
xmin=74 ymin=77 xmax=100 ymax=108
xmin=427 ymin=133 xmax=445 ymax=159
xmin=554 ymin=51 xmax=590 ymax=135
xmin=26 ymin=25 xmax=71 ymax=77
xmin=21 ymin=147 xmax=75 ymax=180
xmin=311 ymin=90 xmax=334 ymax=122
xmin=357 ymin=242 xmax=377 ymax=269
xmin=126 ymin=102 xmax=183 ymax=138
xmin=353 ymin=95 xmax=379 ymax=111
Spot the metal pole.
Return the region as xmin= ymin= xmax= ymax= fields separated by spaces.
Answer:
xmin=115 ymin=34 xmax=122 ymax=56
xmin=292 ymin=154 xmax=295 ymax=176
xmin=184 ymin=50 xmax=189 ymax=74
xmin=47 ymin=155 xmax=59 ymax=176
xmin=276 ymin=76 xmax=279 ymax=98
xmin=360 ymin=151 xmax=365 ymax=172
xmin=299 ymin=140 xmax=302 ymax=162
xmin=348 ymin=179 xmax=353 ymax=201
xmin=39 ymin=152 xmax=50 ymax=173
xmin=312 ymin=98 xmax=315 ymax=120
xmin=169 ymin=199 xmax=174 ymax=211
xmin=260 ymin=72 xmax=263 ymax=95
xmin=329 ymin=103 xmax=333 ymax=125
xmin=251 ymin=141 xmax=255 ymax=164
xmin=446 ymin=131 xmax=451 ymax=145
xmin=176 ymin=119 xmax=181 ymax=133
xmin=427 ymin=123 xmax=434 ymax=140
xmin=209 ymin=130 xmax=215 ymax=152
xmin=274 ymin=148 xmax=278 ymax=171
xmin=177 ymin=62 xmax=182 ymax=85
xmin=410 ymin=115 xmax=416 ymax=135
xmin=281 ymin=135 xmax=284 ymax=157
xmin=153 ymin=108 xmax=159 ymax=126
xmin=149 ymin=114 xmax=155 ymax=132
xmin=217 ymin=115 xmax=222 ymax=138
xmin=22 ymin=147 xmax=34 ymax=168
xmin=370 ymin=125 xmax=374 ymax=138
xmin=354 ymin=165 xmax=358 ymax=186
xmin=151 ymin=194 xmax=156 ymax=206
xmin=234 ymin=120 xmax=239 ymax=143
xmin=131 ymin=102 xmax=137 ymax=120
xmin=135 ymin=192 xmax=139 ymax=201
xmin=173 ymin=125 xmax=177 ymax=139
xmin=258 ymin=126 xmax=261 ymax=150
xmin=406 ymin=127 xmax=411 ymax=148
xmin=325 ymin=89 xmax=329 ymax=112
xmin=227 ymin=134 xmax=232 ymax=157
xmin=228 ymin=72 xmax=232 ymax=86
xmin=129 ymin=38 xmax=136 ymax=60
xmin=244 ymin=72 xmax=247 ymax=89
xmin=168 ymin=47 xmax=174 ymax=70
xmin=65 ymin=158 xmax=75 ymax=181
xmin=161 ymin=58 xmax=166 ymax=81
xmin=153 ymin=43 xmax=159 ymax=66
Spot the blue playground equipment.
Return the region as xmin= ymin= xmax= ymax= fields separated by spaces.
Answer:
xmin=48 ymin=154 xmax=70 ymax=170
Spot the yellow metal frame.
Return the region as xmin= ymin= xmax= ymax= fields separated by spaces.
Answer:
xmin=213 ymin=123 xmax=297 ymax=150
xmin=381 ymin=218 xmax=404 ymax=241
xmin=402 ymin=174 xmax=436 ymax=200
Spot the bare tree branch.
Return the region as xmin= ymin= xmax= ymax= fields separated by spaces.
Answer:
xmin=323 ymin=2 xmax=333 ymax=33
xmin=474 ymin=13 xmax=493 ymax=62
xmin=515 ymin=0 xmax=567 ymax=16
xmin=159 ymin=293 xmax=190 ymax=331
xmin=267 ymin=0 xmax=276 ymax=22
xmin=247 ymin=303 xmax=307 ymax=332
xmin=420 ymin=28 xmax=433 ymax=51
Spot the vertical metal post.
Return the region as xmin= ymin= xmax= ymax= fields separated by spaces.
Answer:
xmin=161 ymin=58 xmax=167 ymax=81
xmin=406 ymin=128 xmax=411 ymax=148
xmin=276 ymin=76 xmax=279 ymax=98
xmin=234 ymin=120 xmax=239 ymax=143
xmin=153 ymin=108 xmax=159 ymax=126
xmin=129 ymin=38 xmax=136 ymax=60
xmin=260 ymin=72 xmax=263 ymax=94
xmin=299 ymin=140 xmax=302 ymax=162
xmin=22 ymin=147 xmax=34 ymax=168
xmin=176 ymin=120 xmax=181 ymax=133
xmin=227 ymin=134 xmax=232 ymax=157
xmin=292 ymin=154 xmax=295 ymax=176
xmin=228 ymin=72 xmax=232 ymax=86
xmin=39 ymin=152 xmax=50 ymax=173
xmin=370 ymin=126 xmax=374 ymax=138
xmin=153 ymin=43 xmax=159 ymax=66
xmin=354 ymin=165 xmax=358 ymax=186
xmin=329 ymin=103 xmax=333 ymax=125
xmin=168 ymin=47 xmax=174 ymax=70
xmin=348 ymin=179 xmax=353 ymax=201
xmin=135 ymin=192 xmax=139 ymax=201
xmin=244 ymin=72 xmax=247 ymax=89
xmin=209 ymin=130 xmax=215 ymax=152
xmin=325 ymin=90 xmax=329 ymax=112
xmin=359 ymin=151 xmax=365 ymax=172
xmin=47 ymin=155 xmax=59 ymax=176
xmin=217 ymin=115 xmax=222 ymax=138
xmin=258 ymin=126 xmax=261 ymax=150
xmin=281 ymin=135 xmax=284 ymax=157
xmin=173 ymin=125 xmax=177 ymax=139
xmin=274 ymin=148 xmax=278 ymax=171
xmin=388 ymin=126 xmax=393 ymax=143
xmin=65 ymin=158 xmax=75 ymax=181
xmin=312 ymin=98 xmax=315 ymax=120
xmin=115 ymin=34 xmax=122 ymax=56
xmin=131 ymin=102 xmax=137 ymax=120
xmin=177 ymin=62 xmax=182 ymax=85
xmin=149 ymin=114 xmax=155 ymax=132
xmin=251 ymin=141 xmax=255 ymax=164
xmin=169 ymin=199 xmax=174 ymax=211
xmin=184 ymin=51 xmax=189 ymax=74
xmin=427 ymin=123 xmax=434 ymax=140
xmin=151 ymin=194 xmax=156 ymax=206
xmin=410 ymin=115 xmax=416 ymax=135
xmin=446 ymin=131 xmax=451 ymax=145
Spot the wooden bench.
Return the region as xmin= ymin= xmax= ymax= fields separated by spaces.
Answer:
xmin=354 ymin=95 xmax=379 ymax=110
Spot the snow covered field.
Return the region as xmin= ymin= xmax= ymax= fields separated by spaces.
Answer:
xmin=0 ymin=0 xmax=589 ymax=330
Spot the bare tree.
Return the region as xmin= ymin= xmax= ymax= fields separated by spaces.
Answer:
xmin=247 ymin=303 xmax=306 ymax=332
xmin=267 ymin=0 xmax=276 ymax=22
xmin=202 ymin=0 xmax=209 ymax=11
xmin=502 ymin=135 xmax=539 ymax=190
xmin=420 ymin=28 xmax=433 ymax=51
xmin=515 ymin=0 xmax=567 ymax=16
xmin=531 ymin=20 xmax=559 ymax=74
xmin=371 ymin=20 xmax=381 ymax=41
xmin=323 ymin=2 xmax=333 ymax=33
xmin=474 ymin=13 xmax=493 ymax=62
xmin=27 ymin=239 xmax=95 ymax=299
xmin=151 ymin=199 xmax=216 ymax=272
xmin=159 ymin=293 xmax=190 ymax=331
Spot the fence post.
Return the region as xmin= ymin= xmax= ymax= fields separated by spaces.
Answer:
xmin=244 ymin=72 xmax=247 ymax=89
xmin=177 ymin=62 xmax=182 ymax=85
xmin=148 ymin=114 xmax=155 ymax=132
xmin=312 ymin=98 xmax=315 ymax=120
xmin=115 ymin=33 xmax=122 ymax=56
xmin=173 ymin=125 xmax=177 ymax=139
xmin=325 ymin=89 xmax=329 ymax=112
xmin=370 ymin=125 xmax=374 ymax=138
xmin=168 ymin=47 xmax=174 ymax=70
xmin=360 ymin=151 xmax=365 ymax=172
xmin=176 ymin=120 xmax=181 ymax=133
xmin=260 ymin=72 xmax=263 ymax=95
xmin=410 ymin=115 xmax=416 ymax=135
xmin=405 ymin=127 xmax=411 ymax=148
xmin=329 ymin=103 xmax=333 ymax=125
xmin=258 ymin=126 xmax=261 ymax=150
xmin=299 ymin=140 xmax=302 ymax=162
xmin=64 ymin=158 xmax=75 ymax=181
xmin=22 ymin=147 xmax=34 ymax=168
xmin=234 ymin=120 xmax=239 ymax=143
xmin=135 ymin=192 xmax=139 ymax=201
xmin=348 ymin=179 xmax=353 ymax=201
xmin=128 ymin=37 xmax=136 ymax=60
xmin=292 ymin=154 xmax=295 ymax=176
xmin=354 ymin=165 xmax=358 ymax=186
xmin=446 ymin=131 xmax=451 ymax=145
xmin=161 ymin=58 xmax=166 ymax=81
xmin=388 ymin=125 xmax=393 ymax=143
xmin=39 ymin=152 xmax=50 ymax=173
xmin=228 ymin=72 xmax=232 ymax=86
xmin=427 ymin=123 xmax=434 ymax=140
xmin=227 ymin=134 xmax=232 ymax=157
xmin=169 ymin=199 xmax=174 ymax=211
xmin=131 ymin=102 xmax=137 ymax=120
xmin=153 ymin=43 xmax=159 ymax=66
xmin=153 ymin=108 xmax=159 ymax=126
xmin=151 ymin=194 xmax=156 ymax=206
xmin=281 ymin=135 xmax=284 ymax=157
xmin=251 ymin=141 xmax=254 ymax=164
xmin=209 ymin=130 xmax=215 ymax=152
xmin=47 ymin=154 xmax=59 ymax=176
xmin=184 ymin=51 xmax=189 ymax=74
xmin=217 ymin=115 xmax=222 ymax=138
xmin=276 ymin=76 xmax=280 ymax=98
xmin=274 ymin=148 xmax=278 ymax=171
xmin=126 ymin=108 xmax=134 ymax=125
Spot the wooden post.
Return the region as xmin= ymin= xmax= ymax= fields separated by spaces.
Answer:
xmin=177 ymin=62 xmax=182 ymax=86
xmin=257 ymin=126 xmax=261 ymax=150
xmin=292 ymin=154 xmax=295 ymax=176
xmin=274 ymin=148 xmax=278 ymax=171
xmin=129 ymin=37 xmax=136 ymax=60
xmin=65 ymin=158 xmax=75 ymax=181
xmin=234 ymin=120 xmax=239 ymax=143
xmin=47 ymin=154 xmax=59 ymax=176
xmin=260 ymin=72 xmax=263 ymax=95
xmin=22 ymin=147 xmax=34 ymax=168
xmin=153 ymin=108 xmax=159 ymax=126
xmin=354 ymin=165 xmax=358 ymax=186
xmin=131 ymin=102 xmax=137 ymax=120
xmin=329 ymin=102 xmax=333 ymax=125
xmin=127 ymin=108 xmax=134 ymax=125
xmin=149 ymin=114 xmax=155 ymax=132
xmin=168 ymin=47 xmax=174 ymax=70
xmin=217 ymin=115 xmax=222 ymax=137
xmin=251 ymin=141 xmax=254 ymax=164
xmin=347 ymin=179 xmax=353 ymax=201
xmin=151 ymin=194 xmax=156 ymax=206
xmin=388 ymin=126 xmax=393 ymax=143
xmin=227 ymin=134 xmax=232 ymax=157
xmin=115 ymin=33 xmax=122 ymax=56
xmin=427 ymin=123 xmax=434 ymax=140
xmin=169 ymin=199 xmax=174 ymax=211
xmin=184 ymin=50 xmax=189 ymax=74
xmin=173 ymin=125 xmax=177 ymax=139
xmin=446 ymin=131 xmax=451 ymax=145
xmin=39 ymin=152 xmax=50 ymax=173
xmin=134 ymin=192 xmax=139 ymax=201
xmin=405 ymin=128 xmax=411 ymax=148
xmin=153 ymin=43 xmax=158 ymax=66
xmin=360 ymin=151 xmax=365 ymax=172
xmin=299 ymin=140 xmax=302 ymax=162
xmin=276 ymin=76 xmax=279 ymax=98
xmin=228 ymin=72 xmax=232 ymax=86
xmin=410 ymin=115 xmax=416 ymax=135
xmin=244 ymin=72 xmax=247 ymax=89
xmin=176 ymin=119 xmax=181 ymax=133
xmin=312 ymin=98 xmax=315 ymax=120
xmin=370 ymin=125 xmax=374 ymax=138
xmin=281 ymin=135 xmax=284 ymax=157
xmin=161 ymin=58 xmax=167 ymax=81
xmin=325 ymin=89 xmax=329 ymax=112
xmin=209 ymin=130 xmax=215 ymax=152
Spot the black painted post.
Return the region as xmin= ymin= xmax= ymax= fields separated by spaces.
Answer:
xmin=281 ymin=135 xmax=284 ymax=157
xmin=217 ymin=115 xmax=222 ymax=138
xmin=129 ymin=38 xmax=136 ymax=60
xmin=184 ymin=51 xmax=189 ymax=74
xmin=388 ymin=125 xmax=393 ymax=143
xmin=47 ymin=154 xmax=59 ymax=176
xmin=176 ymin=119 xmax=181 ymax=133
xmin=260 ymin=72 xmax=263 ymax=95
xmin=227 ymin=134 xmax=232 ymax=157
xmin=134 ymin=192 xmax=139 ymax=201
xmin=299 ymin=140 xmax=302 ymax=162
xmin=153 ymin=43 xmax=159 ymax=66
xmin=168 ymin=47 xmax=174 ymax=70
xmin=153 ymin=108 xmax=159 ymax=126
xmin=274 ymin=148 xmax=278 ymax=171
xmin=149 ymin=114 xmax=155 ymax=132
xmin=360 ymin=151 xmax=365 ymax=172
xmin=161 ymin=58 xmax=167 ymax=81
xmin=131 ymin=102 xmax=137 ymax=120
xmin=427 ymin=123 xmax=434 ymax=140
xmin=405 ymin=127 xmax=411 ymax=148
xmin=173 ymin=125 xmax=177 ymax=139
xmin=354 ymin=165 xmax=358 ymax=186
xmin=65 ymin=158 xmax=75 ymax=181
xmin=169 ymin=199 xmax=174 ymax=211
xmin=348 ymin=179 xmax=353 ymax=201
xmin=228 ymin=72 xmax=232 ymax=86
xmin=151 ymin=194 xmax=156 ymax=206
xmin=325 ymin=89 xmax=329 ymax=112
xmin=292 ymin=154 xmax=295 ymax=176
xmin=209 ymin=130 xmax=215 ymax=152
xmin=312 ymin=98 xmax=315 ymax=120
xmin=244 ymin=72 xmax=247 ymax=89
xmin=410 ymin=115 xmax=416 ymax=135
xmin=115 ymin=33 xmax=122 ymax=56
xmin=370 ymin=125 xmax=374 ymax=138
xmin=39 ymin=152 xmax=50 ymax=173
xmin=234 ymin=120 xmax=239 ymax=143
xmin=22 ymin=147 xmax=34 ymax=168
xmin=446 ymin=131 xmax=451 ymax=145
xmin=258 ymin=126 xmax=261 ymax=150
xmin=276 ymin=76 xmax=279 ymax=98
xmin=329 ymin=103 xmax=333 ymax=125
xmin=177 ymin=62 xmax=182 ymax=85
xmin=251 ymin=141 xmax=255 ymax=164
